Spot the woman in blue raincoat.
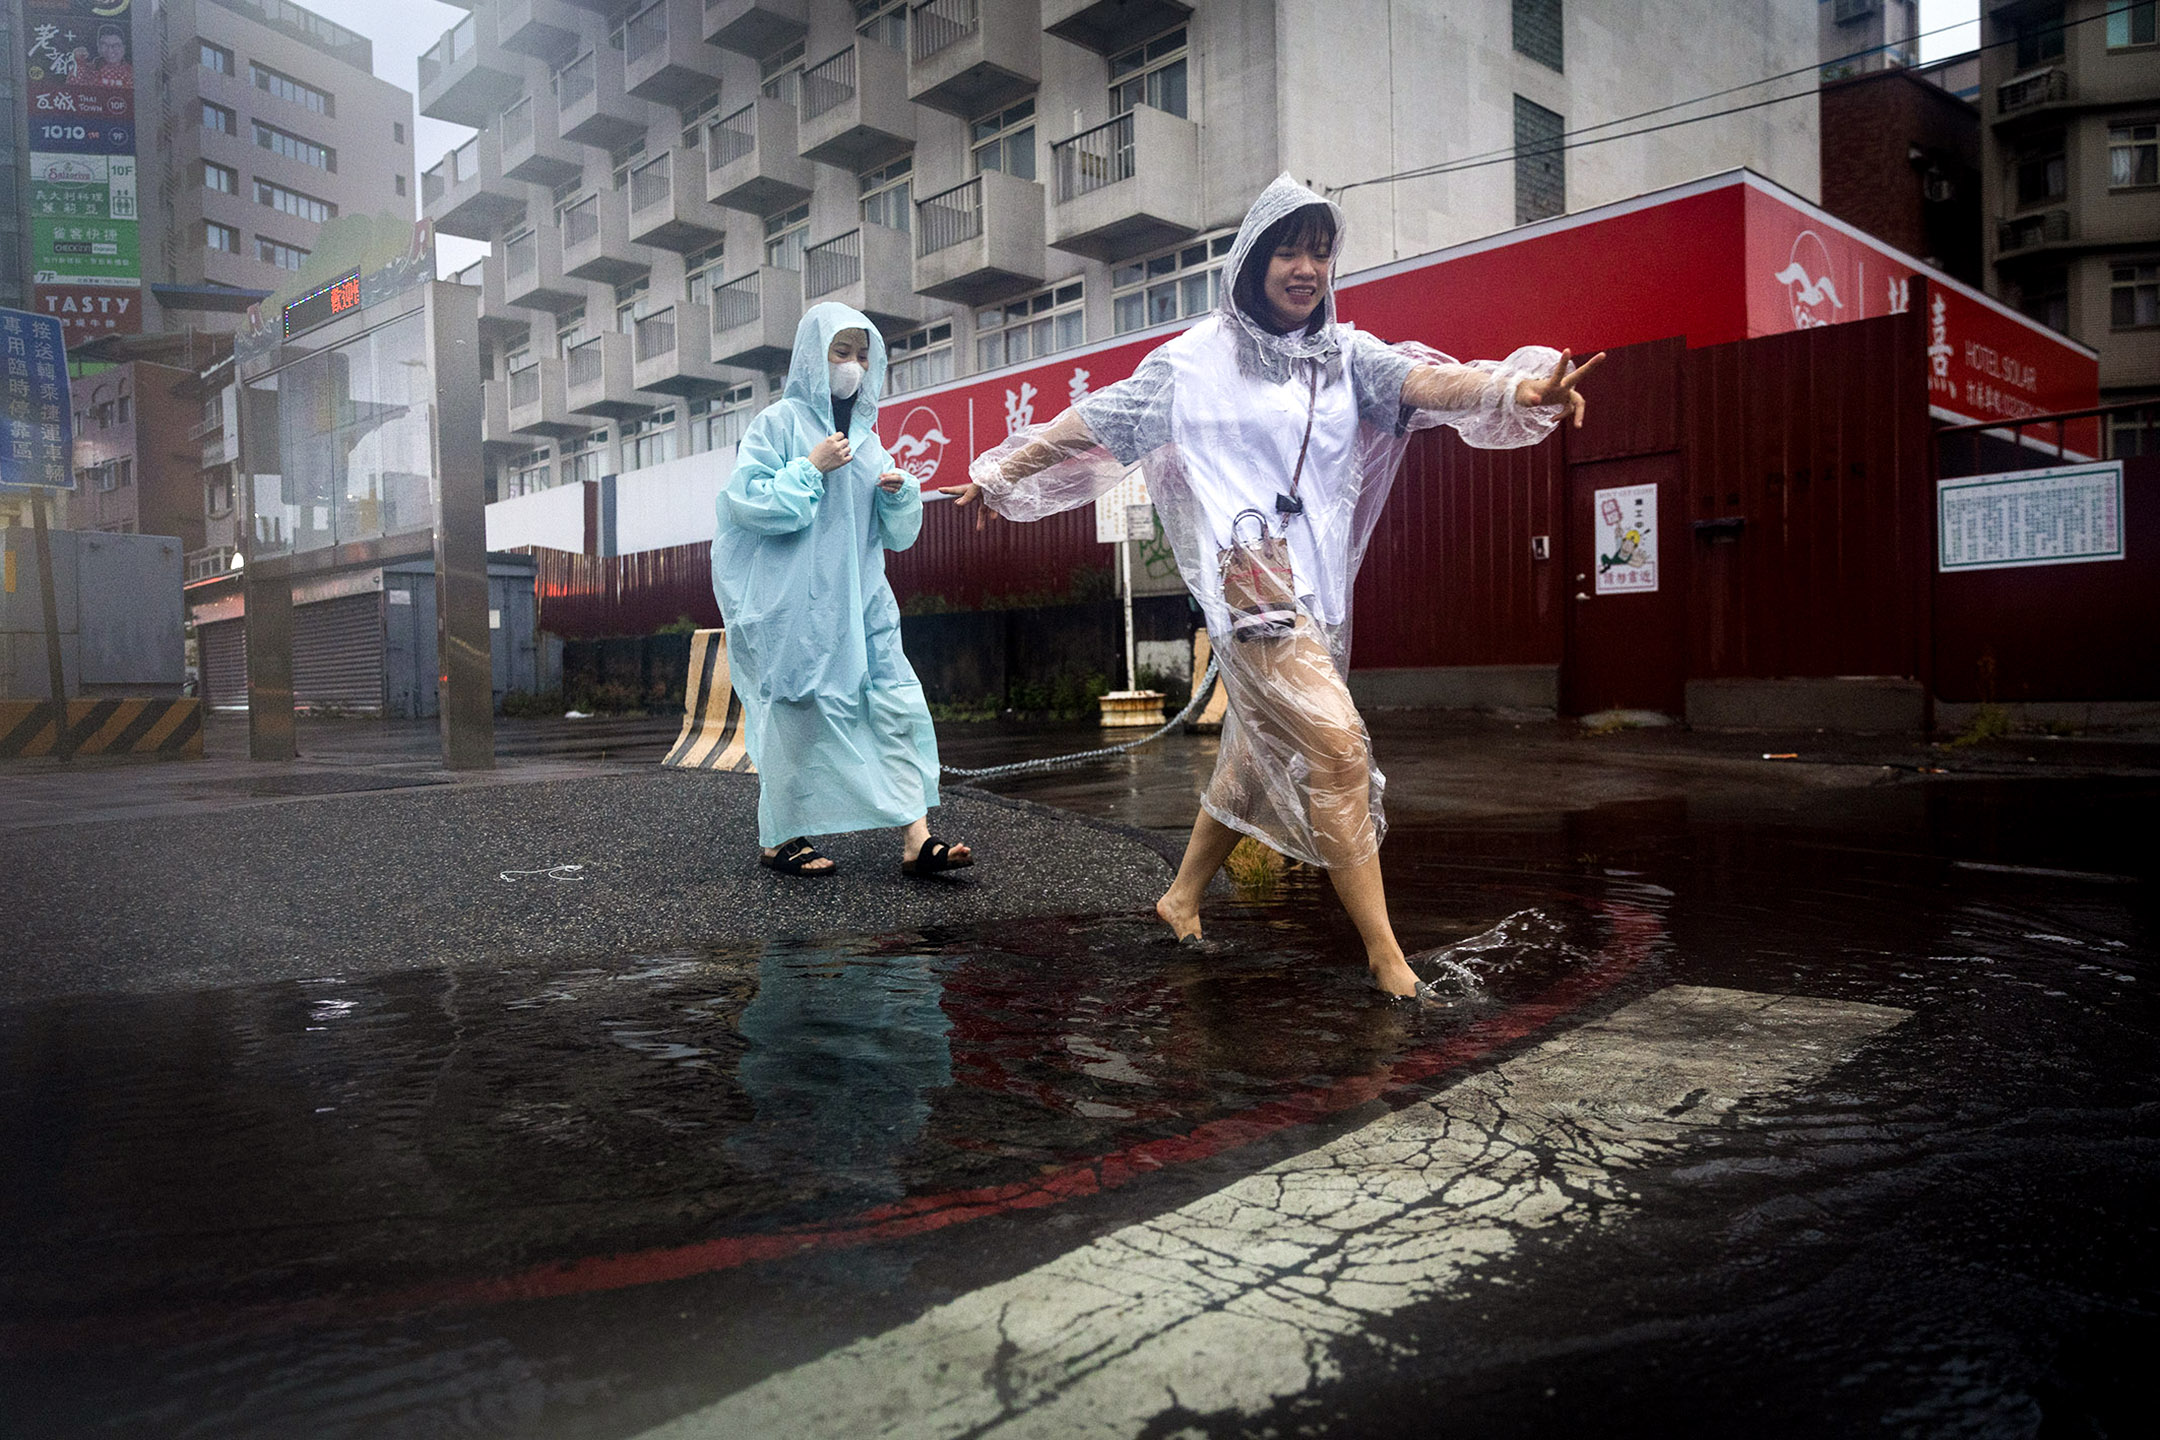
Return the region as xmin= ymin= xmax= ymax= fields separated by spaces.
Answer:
xmin=711 ymin=302 xmax=973 ymax=878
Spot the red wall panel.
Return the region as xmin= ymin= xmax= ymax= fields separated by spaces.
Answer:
xmin=885 ymin=499 xmax=1111 ymax=612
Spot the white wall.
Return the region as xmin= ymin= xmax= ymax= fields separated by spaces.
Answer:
xmin=485 ymin=480 xmax=585 ymax=553
xmin=615 ymin=448 xmax=729 ymax=555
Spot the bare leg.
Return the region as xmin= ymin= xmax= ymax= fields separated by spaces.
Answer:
xmin=901 ymin=815 xmax=969 ymax=865
xmin=1156 ymin=807 xmax=1243 ymax=943
xmin=1326 ymin=853 xmax=1416 ymax=996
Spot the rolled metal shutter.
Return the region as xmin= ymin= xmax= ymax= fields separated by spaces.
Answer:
xmin=293 ymin=592 xmax=384 ymax=714
xmin=199 ymin=619 xmax=248 ymax=711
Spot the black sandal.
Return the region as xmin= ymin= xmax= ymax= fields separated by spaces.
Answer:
xmin=900 ymin=835 xmax=974 ymax=878
xmin=760 ymin=837 xmax=837 ymax=877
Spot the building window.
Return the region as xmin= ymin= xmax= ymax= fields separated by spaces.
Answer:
xmin=2109 ymin=123 xmax=2159 ymax=188
xmin=556 ymin=308 xmax=589 ymax=359
xmin=887 ymin=322 xmax=954 ymax=396
xmin=1513 ymin=0 xmax=1564 ymax=72
xmin=692 ymin=383 xmax=757 ymax=452
xmin=1111 ymin=234 xmax=1234 ymax=334
xmin=976 ymin=282 xmax=1084 ymax=370
xmin=2011 ymin=3 xmax=2066 ymax=68
xmin=971 ymin=99 xmax=1036 ymax=181
xmin=614 ymin=276 xmax=654 ymax=334
xmin=204 ymin=161 xmax=237 ymax=194
xmin=2113 ymin=262 xmax=2160 ymax=328
xmin=622 ymin=408 xmax=678 ymax=471
xmin=854 ymin=0 xmax=906 ymax=50
xmin=2014 ymin=132 xmax=2067 ymax=207
xmin=1108 ymin=28 xmax=1187 ymax=118
xmin=200 ymin=42 xmax=232 ymax=75
xmin=2107 ymin=1 xmax=2157 ymax=47
xmin=859 ymin=156 xmax=912 ymax=233
xmin=395 ymin=121 xmax=406 ymax=144
xmin=395 ymin=174 xmax=406 ymax=197
xmin=2016 ymin=265 xmax=2069 ymax=333
xmin=765 ymin=203 xmax=809 ymax=271
xmin=255 ymin=178 xmax=336 ymax=222
xmin=759 ymin=41 xmax=805 ymax=104
xmin=252 ymin=63 xmax=332 ymax=115
xmin=561 ymin=431 xmax=607 ymax=487
xmin=254 ymin=121 xmax=335 ymax=172
xmin=118 ymin=395 xmax=130 ymax=424
xmin=202 ymin=102 xmax=235 ymax=134
xmin=504 ymin=447 xmax=553 ymax=498
xmin=684 ymin=241 xmax=726 ymax=308
xmin=1514 ymin=96 xmax=1565 ymax=223
xmin=206 ymin=221 xmax=239 ymax=252
xmin=257 ymin=236 xmax=311 ymax=270
xmin=2108 ymin=405 xmax=2160 ymax=458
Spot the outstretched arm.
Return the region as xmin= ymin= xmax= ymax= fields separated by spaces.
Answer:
xmin=1403 ymin=349 xmax=1605 ymax=428
xmin=941 ymin=408 xmax=1098 ymax=531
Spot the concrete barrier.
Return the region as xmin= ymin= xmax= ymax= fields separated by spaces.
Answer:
xmin=0 ymin=698 xmax=202 ymax=759
xmin=662 ymin=629 xmax=755 ymax=772
xmin=1187 ymin=631 xmax=1227 ymax=732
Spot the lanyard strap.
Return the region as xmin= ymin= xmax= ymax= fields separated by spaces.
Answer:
xmin=1280 ymin=364 xmax=1319 ymax=513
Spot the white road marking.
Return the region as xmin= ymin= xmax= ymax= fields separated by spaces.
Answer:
xmin=637 ymin=985 xmax=1907 ymax=1439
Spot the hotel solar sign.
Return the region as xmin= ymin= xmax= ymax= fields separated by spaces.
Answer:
xmin=281 ymin=268 xmax=363 ymax=339
xmin=1938 ymin=462 xmax=2124 ymax=572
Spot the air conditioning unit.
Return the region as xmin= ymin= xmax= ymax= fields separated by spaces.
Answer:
xmin=1923 ymin=172 xmax=1955 ymax=203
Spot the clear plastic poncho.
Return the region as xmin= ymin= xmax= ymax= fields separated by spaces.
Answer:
xmin=970 ymin=175 xmax=1564 ymax=869
xmin=713 ymin=301 xmax=938 ymax=847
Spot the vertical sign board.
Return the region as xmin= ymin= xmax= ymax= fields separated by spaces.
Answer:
xmin=1593 ymin=484 xmax=1659 ymax=594
xmin=1937 ymin=462 xmax=2125 ymax=572
xmin=0 ymin=309 xmax=77 ymax=493
xmin=23 ymin=0 xmax=143 ymax=348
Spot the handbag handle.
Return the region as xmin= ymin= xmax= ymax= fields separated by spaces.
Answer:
xmin=1230 ymin=507 xmax=1273 ymax=545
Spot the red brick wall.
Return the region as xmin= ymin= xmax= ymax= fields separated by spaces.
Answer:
xmin=1819 ymin=69 xmax=1982 ymax=285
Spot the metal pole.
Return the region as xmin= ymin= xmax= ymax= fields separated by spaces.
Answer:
xmin=1121 ymin=538 xmax=1137 ymax=691
xmin=31 ymin=490 xmax=72 ymax=761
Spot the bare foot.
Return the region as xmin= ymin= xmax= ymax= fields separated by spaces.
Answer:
xmin=1368 ymin=952 xmax=1420 ymax=998
xmin=1156 ymin=892 xmax=1203 ymax=946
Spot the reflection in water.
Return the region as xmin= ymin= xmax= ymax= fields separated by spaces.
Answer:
xmin=728 ymin=944 xmax=954 ymax=1208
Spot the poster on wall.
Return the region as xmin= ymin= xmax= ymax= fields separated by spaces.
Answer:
xmin=0 ymin=309 xmax=77 ymax=492
xmin=1594 ymin=484 xmax=1659 ymax=594
xmin=23 ymin=0 xmax=142 ymax=346
xmin=1937 ymin=463 xmax=2124 ymax=572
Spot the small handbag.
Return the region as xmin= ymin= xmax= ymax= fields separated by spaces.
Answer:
xmin=1217 ymin=367 xmax=1318 ymax=643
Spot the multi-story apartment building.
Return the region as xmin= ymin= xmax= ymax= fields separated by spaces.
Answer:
xmin=67 ymin=360 xmax=206 ymax=543
xmin=1980 ymin=0 xmax=2160 ymax=445
xmin=146 ymin=0 xmax=416 ymax=330
xmin=1820 ymin=0 xmax=1921 ymax=80
xmin=3 ymin=0 xmax=28 ymax=316
xmin=428 ymin=0 xmax=1819 ymax=503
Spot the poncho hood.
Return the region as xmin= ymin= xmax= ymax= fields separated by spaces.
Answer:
xmin=784 ymin=300 xmax=888 ymax=433
xmin=1220 ymin=173 xmax=1347 ymax=382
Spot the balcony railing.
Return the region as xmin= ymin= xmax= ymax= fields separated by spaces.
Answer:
xmin=419 ymin=14 xmax=477 ymax=90
xmin=557 ymin=50 xmax=596 ymax=109
xmin=713 ymin=272 xmax=762 ymax=331
xmin=917 ymin=176 xmax=983 ymax=256
xmin=911 ymin=0 xmax=977 ymax=59
xmin=802 ymin=47 xmax=856 ymax=122
xmin=709 ymin=103 xmax=757 ymax=168
xmin=1998 ymin=68 xmax=2069 ymax=114
xmin=422 ymin=162 xmax=448 ymax=205
xmin=563 ymin=196 xmax=599 ymax=249
xmin=501 ymin=94 xmax=534 ymax=152
xmin=625 ymin=1 xmax=668 ymax=64
xmin=1055 ymin=112 xmax=1134 ymax=202
xmin=1832 ymin=0 xmax=1877 ymax=22
xmin=452 ymin=137 xmax=479 ymax=182
xmin=567 ymin=337 xmax=604 ymax=390
xmin=630 ymin=152 xmax=673 ymax=211
xmin=634 ymin=308 xmax=678 ymax=362
xmin=804 ymin=230 xmax=862 ymax=297
xmin=1998 ymin=208 xmax=2071 ymax=253
xmin=510 ymin=365 xmax=541 ymax=408
xmin=507 ymin=230 xmax=537 ymax=280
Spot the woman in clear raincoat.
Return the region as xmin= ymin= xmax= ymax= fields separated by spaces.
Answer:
xmin=949 ymin=176 xmax=1598 ymax=995
xmin=712 ymin=301 xmax=973 ymax=878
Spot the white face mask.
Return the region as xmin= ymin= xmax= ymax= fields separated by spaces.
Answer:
xmin=828 ymin=360 xmax=864 ymax=399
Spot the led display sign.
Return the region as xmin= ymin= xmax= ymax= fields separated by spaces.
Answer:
xmin=282 ymin=269 xmax=364 ymax=338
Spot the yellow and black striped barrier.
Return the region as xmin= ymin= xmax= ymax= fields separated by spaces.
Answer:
xmin=663 ymin=629 xmax=755 ymax=773
xmin=0 ymin=697 xmax=203 ymax=759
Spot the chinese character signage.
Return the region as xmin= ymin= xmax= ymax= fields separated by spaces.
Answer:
xmin=1938 ymin=463 xmax=2124 ymax=572
xmin=0 ymin=309 xmax=78 ymax=493
xmin=23 ymin=0 xmax=142 ymax=347
xmin=1594 ymin=484 xmax=1658 ymax=594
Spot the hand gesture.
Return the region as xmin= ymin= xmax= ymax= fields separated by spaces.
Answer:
xmin=878 ymin=468 xmax=908 ymax=494
xmin=809 ymin=431 xmax=853 ymax=473
xmin=941 ymin=482 xmax=997 ymax=532
xmin=1514 ymin=350 xmax=1606 ymax=428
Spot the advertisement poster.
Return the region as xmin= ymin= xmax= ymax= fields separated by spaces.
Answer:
xmin=24 ymin=0 xmax=141 ymax=345
xmin=1938 ymin=463 xmax=2124 ymax=572
xmin=0 ymin=309 xmax=77 ymax=492
xmin=29 ymin=151 xmax=136 ymax=220
xmin=1594 ymin=484 xmax=1659 ymax=594
xmin=32 ymin=219 xmax=140 ymax=283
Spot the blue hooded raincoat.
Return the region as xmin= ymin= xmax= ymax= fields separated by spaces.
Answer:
xmin=711 ymin=302 xmax=938 ymax=846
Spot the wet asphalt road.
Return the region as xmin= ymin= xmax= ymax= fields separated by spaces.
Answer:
xmin=1 ymin=717 xmax=2155 ymax=1438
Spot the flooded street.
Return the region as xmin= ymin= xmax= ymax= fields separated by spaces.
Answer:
xmin=2 ymin=729 xmax=2155 ymax=1436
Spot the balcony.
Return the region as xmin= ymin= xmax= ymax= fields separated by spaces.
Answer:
xmin=803 ymin=225 xmax=924 ymax=331
xmin=798 ymin=39 xmax=914 ymax=169
xmin=421 ymin=132 xmax=528 ymax=242
xmin=914 ymin=171 xmax=1046 ymax=303
xmin=1997 ymin=208 xmax=2071 ymax=255
xmin=1996 ymin=67 xmax=2070 ymax=119
xmin=497 ymin=0 xmax=582 ymax=64
xmin=710 ymin=267 xmax=804 ymax=369
xmin=633 ymin=303 xmax=727 ymax=394
xmin=703 ymin=0 xmax=807 ymax=57
xmin=453 ymin=252 xmax=532 ymax=342
xmin=565 ymin=333 xmax=651 ymax=419
xmin=557 ymin=44 xmax=654 ymax=151
xmin=908 ymin=0 xmax=1038 ymax=118
xmin=500 ymin=90 xmax=583 ymax=187
xmin=623 ymin=0 xmax=726 ymax=106
xmin=418 ymin=11 xmax=523 ymax=128
xmin=507 ymin=359 xmax=584 ymax=437
xmin=561 ymin=192 xmax=647 ymax=284
xmin=705 ymin=96 xmax=813 ymax=213
xmin=1049 ymin=105 xmax=1201 ymax=261
xmin=503 ymin=224 xmax=584 ymax=312
xmin=1042 ymin=0 xmax=1191 ymax=55
xmin=627 ymin=148 xmax=728 ymax=251
xmin=481 ymin=378 xmax=524 ymax=454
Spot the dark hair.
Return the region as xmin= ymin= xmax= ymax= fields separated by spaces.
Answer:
xmin=1231 ymin=203 xmax=1338 ymax=335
